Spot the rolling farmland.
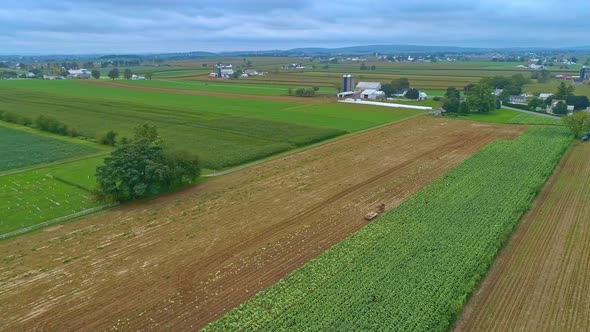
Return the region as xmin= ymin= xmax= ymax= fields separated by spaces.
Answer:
xmin=0 ymin=117 xmax=525 ymax=331
xmin=455 ymin=141 xmax=590 ymax=331
xmin=0 ymin=80 xmax=420 ymax=169
xmin=204 ymin=127 xmax=572 ymax=331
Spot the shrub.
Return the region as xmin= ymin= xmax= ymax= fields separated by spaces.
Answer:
xmin=98 ymin=130 xmax=118 ymax=146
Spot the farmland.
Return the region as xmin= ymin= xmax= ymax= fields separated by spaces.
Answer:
xmin=0 ymin=80 xmax=421 ymax=169
xmin=455 ymin=141 xmax=590 ymax=331
xmin=0 ymin=117 xmax=525 ymax=331
xmin=205 ymin=127 xmax=572 ymax=331
xmin=0 ymin=157 xmax=104 ymax=234
xmin=0 ymin=124 xmax=98 ymax=172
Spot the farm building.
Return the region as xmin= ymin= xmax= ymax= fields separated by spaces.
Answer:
xmin=510 ymin=95 xmax=527 ymax=104
xmin=67 ymin=69 xmax=91 ymax=79
xmin=539 ymin=93 xmax=553 ymax=101
xmin=355 ymin=82 xmax=382 ymax=92
xmin=418 ymin=91 xmax=428 ymax=101
xmin=360 ymin=89 xmax=385 ymax=100
xmin=337 ymin=91 xmax=355 ymax=98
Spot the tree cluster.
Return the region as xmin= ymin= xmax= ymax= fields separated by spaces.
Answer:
xmin=95 ymin=124 xmax=201 ymax=201
xmin=289 ymin=87 xmax=316 ymax=97
xmin=381 ymin=78 xmax=410 ymax=97
xmin=563 ymin=111 xmax=590 ymax=138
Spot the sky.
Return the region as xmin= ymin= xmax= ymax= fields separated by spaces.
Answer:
xmin=1 ymin=0 xmax=589 ymax=54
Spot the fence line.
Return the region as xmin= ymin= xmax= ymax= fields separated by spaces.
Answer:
xmin=0 ymin=204 xmax=118 ymax=240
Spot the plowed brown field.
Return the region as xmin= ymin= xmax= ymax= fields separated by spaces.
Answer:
xmin=455 ymin=142 xmax=590 ymax=332
xmin=0 ymin=117 xmax=523 ymax=331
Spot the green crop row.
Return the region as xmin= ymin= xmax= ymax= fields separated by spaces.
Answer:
xmin=0 ymin=125 xmax=98 ymax=172
xmin=204 ymin=127 xmax=573 ymax=332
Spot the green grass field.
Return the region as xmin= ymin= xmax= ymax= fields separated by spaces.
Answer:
xmin=0 ymin=155 xmax=106 ymax=235
xmin=452 ymin=109 xmax=563 ymax=126
xmin=109 ymin=79 xmax=338 ymax=96
xmin=0 ymin=80 xmax=422 ymax=169
xmin=204 ymin=127 xmax=573 ymax=331
xmin=0 ymin=125 xmax=98 ymax=172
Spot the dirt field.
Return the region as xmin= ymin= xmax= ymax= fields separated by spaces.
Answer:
xmin=455 ymin=142 xmax=590 ymax=332
xmin=0 ymin=117 xmax=523 ymax=331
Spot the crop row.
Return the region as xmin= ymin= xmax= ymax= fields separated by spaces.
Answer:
xmin=203 ymin=127 xmax=573 ymax=331
xmin=0 ymin=125 xmax=97 ymax=172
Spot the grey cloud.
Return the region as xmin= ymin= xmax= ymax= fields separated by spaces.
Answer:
xmin=0 ymin=0 xmax=589 ymax=54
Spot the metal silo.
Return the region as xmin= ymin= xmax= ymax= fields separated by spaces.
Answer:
xmin=581 ymin=66 xmax=587 ymax=81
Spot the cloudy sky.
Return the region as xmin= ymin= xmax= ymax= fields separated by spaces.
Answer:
xmin=1 ymin=0 xmax=589 ymax=54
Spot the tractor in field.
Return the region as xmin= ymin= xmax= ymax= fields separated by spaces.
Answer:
xmin=365 ymin=204 xmax=386 ymax=221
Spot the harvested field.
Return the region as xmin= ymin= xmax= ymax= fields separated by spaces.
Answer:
xmin=455 ymin=141 xmax=590 ymax=332
xmin=0 ymin=117 xmax=524 ymax=331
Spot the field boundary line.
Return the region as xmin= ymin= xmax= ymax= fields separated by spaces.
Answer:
xmin=0 ymin=203 xmax=118 ymax=240
xmin=0 ymin=151 xmax=110 ymax=177
xmin=206 ymin=112 xmax=426 ymax=177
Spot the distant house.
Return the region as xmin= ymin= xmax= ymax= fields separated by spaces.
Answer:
xmin=528 ymin=64 xmax=544 ymax=70
xmin=25 ymin=72 xmax=36 ymax=78
xmin=494 ymin=89 xmax=503 ymax=97
xmin=521 ymin=92 xmax=534 ymax=98
xmin=548 ymin=100 xmax=575 ymax=114
xmin=244 ymin=69 xmax=260 ymax=76
xmin=67 ymin=69 xmax=91 ymax=79
xmin=130 ymin=75 xmax=145 ymax=80
xmin=539 ymin=93 xmax=553 ymax=101
xmin=418 ymin=91 xmax=428 ymax=101
xmin=509 ymin=95 xmax=527 ymax=104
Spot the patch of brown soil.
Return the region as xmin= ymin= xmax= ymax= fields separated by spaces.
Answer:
xmin=0 ymin=117 xmax=523 ymax=331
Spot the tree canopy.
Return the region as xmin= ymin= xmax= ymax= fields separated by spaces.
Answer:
xmin=108 ymin=68 xmax=120 ymax=80
xmin=563 ymin=111 xmax=590 ymax=138
xmin=95 ymin=125 xmax=200 ymax=201
xmin=466 ymin=83 xmax=496 ymax=113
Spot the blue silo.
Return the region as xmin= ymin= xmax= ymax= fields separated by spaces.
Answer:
xmin=343 ymin=75 xmax=348 ymax=92
xmin=217 ymin=66 xmax=222 ymax=77
xmin=580 ymin=66 xmax=587 ymax=81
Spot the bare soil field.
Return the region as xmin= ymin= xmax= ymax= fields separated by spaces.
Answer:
xmin=455 ymin=142 xmax=590 ymax=332
xmin=0 ymin=117 xmax=523 ymax=331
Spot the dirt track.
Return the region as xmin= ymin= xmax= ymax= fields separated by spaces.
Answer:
xmin=0 ymin=117 xmax=523 ymax=331
xmin=455 ymin=142 xmax=590 ymax=332
xmin=83 ymin=80 xmax=323 ymax=103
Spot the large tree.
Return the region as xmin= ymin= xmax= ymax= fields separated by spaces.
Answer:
xmin=445 ymin=87 xmax=461 ymax=102
xmin=124 ymin=69 xmax=133 ymax=80
xmin=555 ymin=82 xmax=575 ymax=100
xmin=467 ymin=83 xmax=496 ymax=113
xmin=563 ymin=111 xmax=590 ymax=138
xmin=95 ymin=125 xmax=200 ymax=201
xmin=391 ymin=78 xmax=410 ymax=92
xmin=405 ymin=88 xmax=420 ymax=100
xmin=108 ymin=68 xmax=120 ymax=80
xmin=91 ymin=69 xmax=100 ymax=79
